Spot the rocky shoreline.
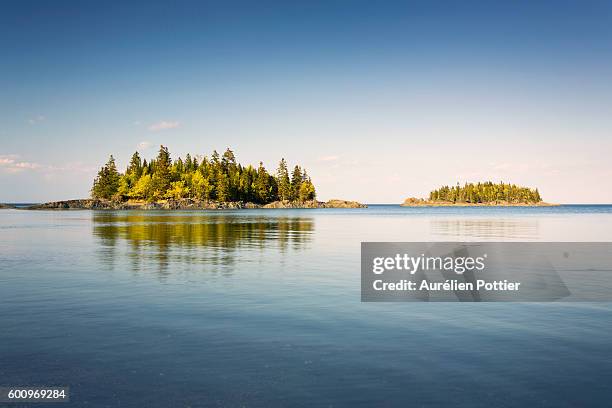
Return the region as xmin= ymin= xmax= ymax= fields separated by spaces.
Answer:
xmin=23 ymin=198 xmax=367 ymax=210
xmin=400 ymin=197 xmax=558 ymax=207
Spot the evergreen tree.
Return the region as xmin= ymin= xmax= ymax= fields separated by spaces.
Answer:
xmin=534 ymin=188 xmax=542 ymax=202
xmin=211 ymin=150 xmax=220 ymax=166
xmin=290 ymin=165 xmax=303 ymax=201
xmin=151 ymin=145 xmax=172 ymax=199
xmin=185 ymin=154 xmax=193 ymax=172
xmin=216 ymin=171 xmax=230 ymax=202
xmin=91 ymin=155 xmax=120 ymax=199
xmin=254 ymin=162 xmax=271 ymax=203
xmin=276 ymin=158 xmax=291 ymax=201
xmin=222 ymin=148 xmax=236 ymax=169
xmin=126 ymin=151 xmax=143 ymax=182
xmin=172 ymin=157 xmax=184 ymax=181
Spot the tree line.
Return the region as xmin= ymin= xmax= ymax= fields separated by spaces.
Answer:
xmin=92 ymin=146 xmax=316 ymax=203
xmin=429 ymin=182 xmax=542 ymax=203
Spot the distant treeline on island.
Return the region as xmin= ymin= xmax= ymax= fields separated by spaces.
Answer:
xmin=429 ymin=182 xmax=542 ymax=203
xmin=92 ymin=146 xmax=316 ymax=204
xmin=403 ymin=182 xmax=545 ymax=206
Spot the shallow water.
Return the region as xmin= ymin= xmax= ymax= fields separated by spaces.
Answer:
xmin=1 ymin=205 xmax=612 ymax=407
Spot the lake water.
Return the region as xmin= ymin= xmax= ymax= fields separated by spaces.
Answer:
xmin=1 ymin=205 xmax=612 ymax=407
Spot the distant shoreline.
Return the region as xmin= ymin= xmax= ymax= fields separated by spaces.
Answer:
xmin=400 ymin=200 xmax=559 ymax=207
xmin=18 ymin=198 xmax=367 ymax=210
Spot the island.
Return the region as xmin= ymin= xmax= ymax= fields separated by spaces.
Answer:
xmin=401 ymin=182 xmax=556 ymax=206
xmin=26 ymin=146 xmax=366 ymax=210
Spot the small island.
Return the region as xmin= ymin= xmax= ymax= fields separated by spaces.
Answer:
xmin=27 ymin=146 xmax=365 ymax=210
xmin=402 ymin=182 xmax=556 ymax=206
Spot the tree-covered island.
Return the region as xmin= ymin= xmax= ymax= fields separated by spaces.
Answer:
xmin=92 ymin=145 xmax=317 ymax=203
xmin=27 ymin=146 xmax=365 ymax=210
xmin=402 ymin=182 xmax=554 ymax=206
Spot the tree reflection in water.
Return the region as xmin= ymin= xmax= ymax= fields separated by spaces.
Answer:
xmin=92 ymin=212 xmax=314 ymax=280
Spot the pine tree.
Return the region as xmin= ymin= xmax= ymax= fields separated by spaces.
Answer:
xmin=127 ymin=152 xmax=143 ymax=180
xmin=222 ymin=148 xmax=236 ymax=169
xmin=276 ymin=158 xmax=291 ymax=201
xmin=216 ymin=171 xmax=230 ymax=202
xmin=290 ymin=165 xmax=302 ymax=201
xmin=254 ymin=162 xmax=271 ymax=203
xmin=151 ymin=145 xmax=172 ymax=199
xmin=91 ymin=155 xmax=120 ymax=199
xmin=185 ymin=154 xmax=193 ymax=172
xmin=211 ymin=150 xmax=220 ymax=166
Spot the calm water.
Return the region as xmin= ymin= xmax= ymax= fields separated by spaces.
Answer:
xmin=1 ymin=205 xmax=612 ymax=407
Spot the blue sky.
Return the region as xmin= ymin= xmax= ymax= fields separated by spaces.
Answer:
xmin=1 ymin=0 xmax=611 ymax=203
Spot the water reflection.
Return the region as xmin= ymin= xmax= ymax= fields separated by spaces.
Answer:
xmin=431 ymin=218 xmax=539 ymax=240
xmin=92 ymin=212 xmax=314 ymax=278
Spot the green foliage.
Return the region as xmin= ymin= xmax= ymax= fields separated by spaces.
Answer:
xmin=216 ymin=171 xmax=230 ymax=202
xmin=127 ymin=152 xmax=142 ymax=179
xmin=254 ymin=162 xmax=271 ymax=203
xmin=298 ymin=178 xmax=316 ymax=201
xmin=151 ymin=145 xmax=172 ymax=196
xmin=91 ymin=146 xmax=316 ymax=204
xmin=116 ymin=174 xmax=131 ymax=199
xmin=290 ymin=165 xmax=303 ymax=201
xmin=129 ymin=173 xmax=153 ymax=200
xmin=166 ymin=180 xmax=190 ymax=199
xmin=276 ymin=158 xmax=291 ymax=201
xmin=191 ymin=171 xmax=213 ymax=200
xmin=91 ymin=155 xmax=120 ymax=199
xmin=429 ymin=182 xmax=543 ymax=204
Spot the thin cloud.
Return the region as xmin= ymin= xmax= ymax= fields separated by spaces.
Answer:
xmin=137 ymin=141 xmax=152 ymax=150
xmin=318 ymin=155 xmax=339 ymax=162
xmin=28 ymin=115 xmax=45 ymax=125
xmin=14 ymin=162 xmax=42 ymax=169
xmin=0 ymin=155 xmax=43 ymax=173
xmin=0 ymin=155 xmax=17 ymax=165
xmin=149 ymin=120 xmax=180 ymax=131
xmin=0 ymin=154 xmax=92 ymax=174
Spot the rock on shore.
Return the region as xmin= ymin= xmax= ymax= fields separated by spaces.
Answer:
xmin=263 ymin=199 xmax=366 ymax=209
xmin=0 ymin=203 xmax=15 ymax=209
xmin=25 ymin=198 xmax=367 ymax=210
xmin=324 ymin=199 xmax=367 ymax=208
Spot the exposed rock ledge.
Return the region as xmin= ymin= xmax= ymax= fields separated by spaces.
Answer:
xmin=400 ymin=197 xmax=558 ymax=207
xmin=263 ymin=199 xmax=366 ymax=208
xmin=25 ymin=198 xmax=367 ymax=210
